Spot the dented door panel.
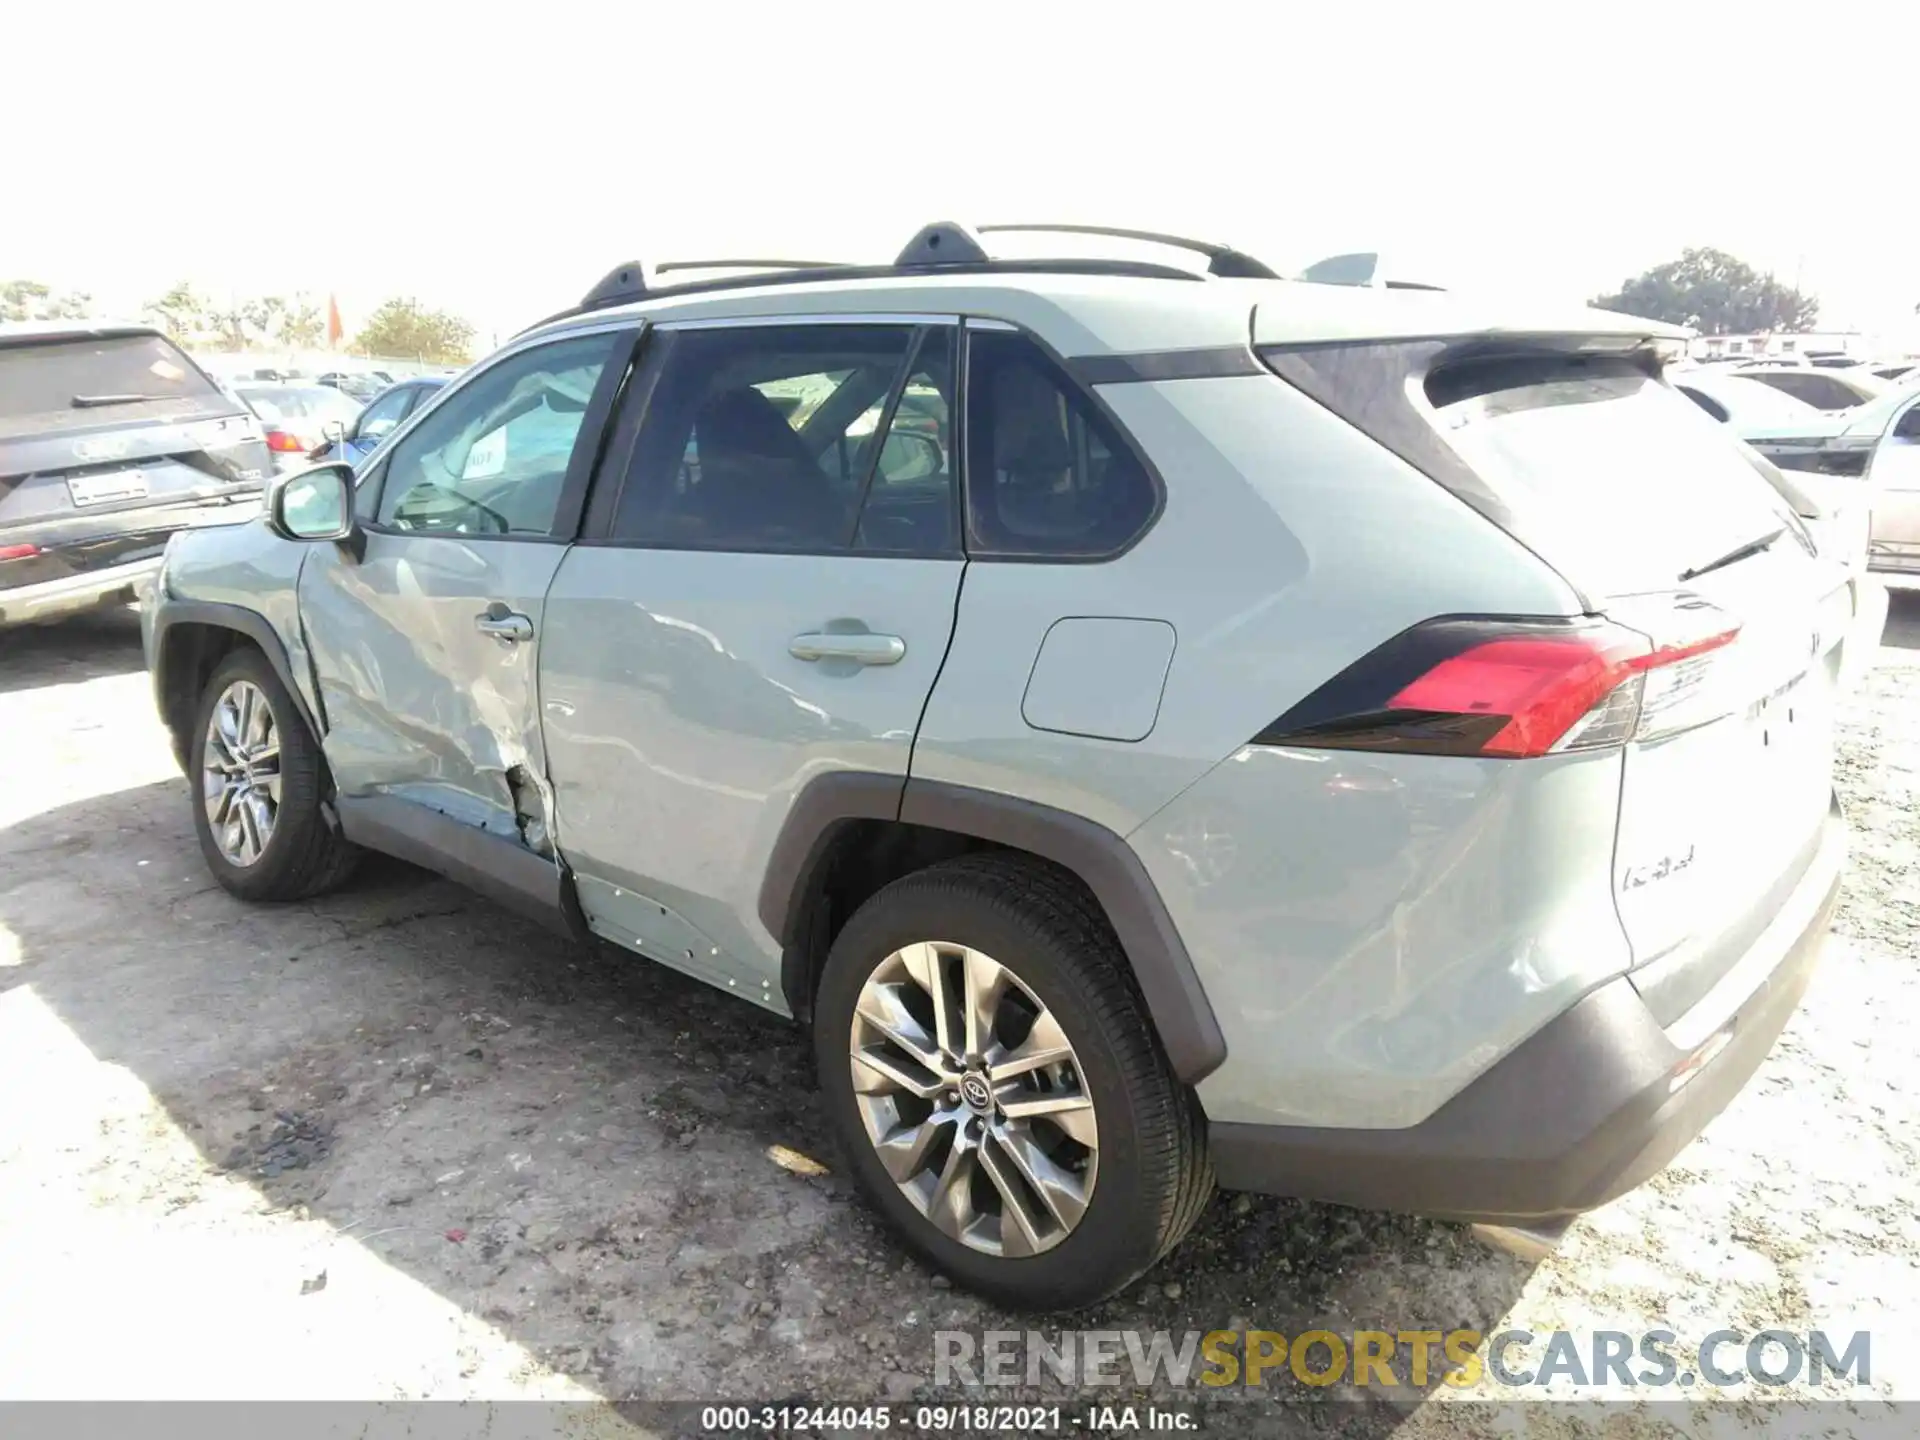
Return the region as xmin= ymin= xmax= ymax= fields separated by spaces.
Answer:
xmin=297 ymin=532 xmax=566 ymax=841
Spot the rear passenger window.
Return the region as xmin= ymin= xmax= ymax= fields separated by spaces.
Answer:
xmin=965 ymin=330 xmax=1156 ymax=557
xmin=613 ymin=324 xmax=957 ymax=554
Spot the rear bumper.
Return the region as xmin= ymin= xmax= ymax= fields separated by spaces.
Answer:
xmin=0 ymin=493 xmax=262 ymax=628
xmin=0 ymin=555 xmax=162 ymax=627
xmin=1210 ymin=799 xmax=1845 ymax=1224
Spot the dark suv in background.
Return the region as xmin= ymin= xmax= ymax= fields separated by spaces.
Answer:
xmin=1 ymin=321 xmax=271 ymax=627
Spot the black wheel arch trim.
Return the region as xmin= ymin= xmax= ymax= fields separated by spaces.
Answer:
xmin=150 ymin=598 xmax=324 ymax=756
xmin=759 ymin=772 xmax=1228 ymax=1085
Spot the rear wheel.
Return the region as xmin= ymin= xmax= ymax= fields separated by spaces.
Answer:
xmin=191 ymin=647 xmax=358 ymax=901
xmin=813 ymin=853 xmax=1211 ymax=1309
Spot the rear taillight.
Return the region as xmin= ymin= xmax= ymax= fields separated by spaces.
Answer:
xmin=265 ymin=429 xmax=306 ymax=453
xmin=1254 ymin=604 xmax=1740 ymax=759
xmin=0 ymin=543 xmax=39 ymax=562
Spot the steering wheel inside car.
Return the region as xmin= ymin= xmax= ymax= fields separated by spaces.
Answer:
xmin=395 ymin=482 xmax=512 ymax=535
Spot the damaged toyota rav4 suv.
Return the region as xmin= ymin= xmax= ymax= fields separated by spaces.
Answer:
xmin=145 ymin=223 xmax=1855 ymax=1309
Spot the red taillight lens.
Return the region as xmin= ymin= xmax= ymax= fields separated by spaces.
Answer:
xmin=265 ymin=428 xmax=306 ymax=453
xmin=1254 ymin=610 xmax=1740 ymax=759
xmin=1388 ymin=634 xmax=1649 ymax=757
xmin=0 ymin=543 xmax=39 ymax=562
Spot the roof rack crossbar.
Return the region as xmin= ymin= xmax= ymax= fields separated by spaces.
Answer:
xmin=656 ymin=259 xmax=848 ymax=274
xmin=976 ymin=223 xmax=1281 ymax=280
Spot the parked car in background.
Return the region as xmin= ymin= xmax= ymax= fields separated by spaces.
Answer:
xmin=1669 ymin=365 xmax=1885 ymax=680
xmin=0 ymin=321 xmax=269 ymax=627
xmin=309 ymin=376 xmax=448 ymax=466
xmin=315 ymin=371 xmax=386 ymax=403
xmin=146 ymin=223 xmax=1856 ymax=1306
xmin=1863 ymin=389 xmax=1920 ymax=574
xmin=1733 ymin=362 xmax=1882 ymax=411
xmin=233 ymin=383 xmax=365 ymax=472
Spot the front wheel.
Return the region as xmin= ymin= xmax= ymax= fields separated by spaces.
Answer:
xmin=813 ymin=853 xmax=1212 ymax=1309
xmin=190 ymin=646 xmax=358 ymax=901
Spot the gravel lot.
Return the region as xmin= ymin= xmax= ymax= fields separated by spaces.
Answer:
xmin=2 ymin=595 xmax=1916 ymax=1435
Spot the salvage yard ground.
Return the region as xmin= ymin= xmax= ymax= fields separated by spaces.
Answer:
xmin=1 ymin=596 xmax=1917 ymax=1435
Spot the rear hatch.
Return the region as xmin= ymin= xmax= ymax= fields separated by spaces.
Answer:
xmin=1258 ymin=316 xmax=1848 ymax=1009
xmin=1 ymin=327 xmax=270 ymax=585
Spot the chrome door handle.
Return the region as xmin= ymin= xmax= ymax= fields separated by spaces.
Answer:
xmin=789 ymin=632 xmax=906 ymax=666
xmin=475 ymin=609 xmax=534 ymax=644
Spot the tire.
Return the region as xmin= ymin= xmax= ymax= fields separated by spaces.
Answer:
xmin=189 ymin=645 xmax=359 ymax=902
xmin=813 ymin=852 xmax=1212 ymax=1310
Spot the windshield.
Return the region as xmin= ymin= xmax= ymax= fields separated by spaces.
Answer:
xmin=1839 ymin=383 xmax=1920 ymax=437
xmin=1433 ymin=363 xmax=1798 ymax=595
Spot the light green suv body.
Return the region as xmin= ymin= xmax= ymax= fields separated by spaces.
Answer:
xmin=145 ymin=224 xmax=1852 ymax=1306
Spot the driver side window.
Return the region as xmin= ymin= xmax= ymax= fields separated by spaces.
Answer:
xmin=374 ymin=333 xmax=617 ymax=536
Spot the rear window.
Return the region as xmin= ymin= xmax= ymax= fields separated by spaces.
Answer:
xmin=1263 ymin=343 xmax=1800 ymax=597
xmin=1689 ymin=374 xmax=1826 ymax=425
xmin=1429 ymin=359 xmax=1797 ymax=593
xmin=0 ymin=333 xmax=235 ymax=438
xmin=1742 ymin=370 xmax=1860 ymax=411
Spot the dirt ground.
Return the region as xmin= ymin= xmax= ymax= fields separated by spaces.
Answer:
xmin=2 ymin=594 xmax=1917 ymax=1436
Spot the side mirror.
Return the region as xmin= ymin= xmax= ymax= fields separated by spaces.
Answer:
xmin=267 ymin=463 xmax=361 ymax=556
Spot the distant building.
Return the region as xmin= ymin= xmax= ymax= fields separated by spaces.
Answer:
xmin=1687 ymin=331 xmax=1869 ymax=363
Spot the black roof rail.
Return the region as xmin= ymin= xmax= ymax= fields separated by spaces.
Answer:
xmin=977 ymin=223 xmax=1281 ymax=280
xmin=524 ymin=220 xmax=1281 ymax=337
xmin=657 ymin=258 xmax=846 ymax=275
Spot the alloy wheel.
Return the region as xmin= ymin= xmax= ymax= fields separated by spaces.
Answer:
xmin=848 ymin=941 xmax=1098 ymax=1258
xmin=201 ymin=679 xmax=281 ymax=868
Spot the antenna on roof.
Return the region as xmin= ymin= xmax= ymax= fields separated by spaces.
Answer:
xmin=580 ymin=260 xmax=648 ymax=311
xmin=1298 ymin=252 xmax=1447 ymax=292
xmin=895 ymin=221 xmax=991 ymax=267
xmin=657 ymin=259 xmax=846 ymax=275
xmin=978 ymin=223 xmax=1280 ymax=279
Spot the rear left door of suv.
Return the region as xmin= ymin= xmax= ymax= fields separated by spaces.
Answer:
xmin=538 ymin=318 xmax=964 ymax=995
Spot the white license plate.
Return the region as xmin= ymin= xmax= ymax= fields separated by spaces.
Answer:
xmin=67 ymin=470 xmax=149 ymax=506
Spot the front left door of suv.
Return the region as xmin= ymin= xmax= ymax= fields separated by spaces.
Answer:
xmin=297 ymin=328 xmax=631 ymax=874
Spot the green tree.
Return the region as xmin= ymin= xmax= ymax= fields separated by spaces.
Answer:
xmin=276 ymin=295 xmax=325 ymax=349
xmin=2 ymin=279 xmax=91 ymax=321
xmin=142 ymin=282 xmax=213 ymax=345
xmin=352 ymin=298 xmax=474 ymax=364
xmin=1591 ymin=248 xmax=1819 ymax=334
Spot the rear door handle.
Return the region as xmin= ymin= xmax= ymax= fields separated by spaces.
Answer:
xmin=789 ymin=632 xmax=906 ymax=666
xmin=475 ymin=606 xmax=534 ymax=644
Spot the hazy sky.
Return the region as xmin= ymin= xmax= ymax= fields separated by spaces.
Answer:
xmin=6 ymin=1 xmax=1916 ymax=344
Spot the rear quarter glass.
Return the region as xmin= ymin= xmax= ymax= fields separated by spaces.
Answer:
xmin=0 ymin=332 xmax=238 ymax=439
xmin=1262 ymin=344 xmax=1804 ymax=599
